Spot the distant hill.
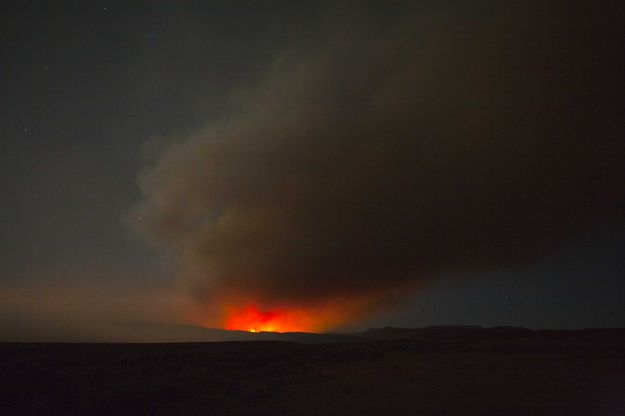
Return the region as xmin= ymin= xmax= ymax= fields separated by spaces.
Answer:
xmin=113 ymin=323 xmax=625 ymax=351
xmin=353 ymin=325 xmax=534 ymax=340
xmin=119 ymin=323 xmax=364 ymax=343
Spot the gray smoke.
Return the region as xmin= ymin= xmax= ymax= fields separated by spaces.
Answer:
xmin=133 ymin=2 xmax=624 ymax=324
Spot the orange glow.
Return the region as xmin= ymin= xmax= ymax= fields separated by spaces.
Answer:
xmin=199 ymin=291 xmax=403 ymax=333
xmin=224 ymin=304 xmax=319 ymax=333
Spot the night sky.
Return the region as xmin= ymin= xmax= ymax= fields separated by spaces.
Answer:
xmin=1 ymin=1 xmax=623 ymax=341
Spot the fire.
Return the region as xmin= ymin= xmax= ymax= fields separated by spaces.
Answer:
xmin=224 ymin=304 xmax=317 ymax=333
xmin=214 ymin=294 xmax=385 ymax=333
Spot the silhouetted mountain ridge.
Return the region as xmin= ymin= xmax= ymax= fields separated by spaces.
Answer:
xmin=354 ymin=325 xmax=535 ymax=339
xmin=115 ymin=323 xmax=625 ymax=350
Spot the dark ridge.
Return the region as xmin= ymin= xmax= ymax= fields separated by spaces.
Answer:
xmin=6 ymin=324 xmax=624 ymax=350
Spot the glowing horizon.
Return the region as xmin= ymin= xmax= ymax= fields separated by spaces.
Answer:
xmin=223 ymin=304 xmax=319 ymax=333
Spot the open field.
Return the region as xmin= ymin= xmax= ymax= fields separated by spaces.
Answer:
xmin=1 ymin=329 xmax=624 ymax=415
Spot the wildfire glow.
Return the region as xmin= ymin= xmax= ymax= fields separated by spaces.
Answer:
xmin=211 ymin=293 xmax=388 ymax=334
xmin=224 ymin=304 xmax=318 ymax=333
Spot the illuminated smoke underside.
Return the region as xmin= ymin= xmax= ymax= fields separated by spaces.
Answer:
xmin=133 ymin=4 xmax=624 ymax=331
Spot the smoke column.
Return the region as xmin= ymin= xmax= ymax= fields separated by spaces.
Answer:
xmin=133 ymin=3 xmax=624 ymax=329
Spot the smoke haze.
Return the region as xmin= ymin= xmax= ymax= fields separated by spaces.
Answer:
xmin=132 ymin=2 xmax=624 ymax=327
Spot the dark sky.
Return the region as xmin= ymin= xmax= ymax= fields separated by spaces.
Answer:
xmin=1 ymin=1 xmax=623 ymax=340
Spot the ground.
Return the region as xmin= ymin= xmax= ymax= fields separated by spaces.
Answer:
xmin=1 ymin=333 xmax=624 ymax=415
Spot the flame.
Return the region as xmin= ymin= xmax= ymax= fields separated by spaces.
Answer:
xmin=200 ymin=292 xmax=394 ymax=333
xmin=224 ymin=304 xmax=319 ymax=333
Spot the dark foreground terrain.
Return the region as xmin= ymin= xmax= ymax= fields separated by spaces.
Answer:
xmin=1 ymin=328 xmax=624 ymax=415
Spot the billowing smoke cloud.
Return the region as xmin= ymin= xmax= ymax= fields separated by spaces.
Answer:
xmin=133 ymin=3 xmax=624 ymax=327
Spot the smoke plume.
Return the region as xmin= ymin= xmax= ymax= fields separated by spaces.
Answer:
xmin=133 ymin=3 xmax=624 ymax=328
